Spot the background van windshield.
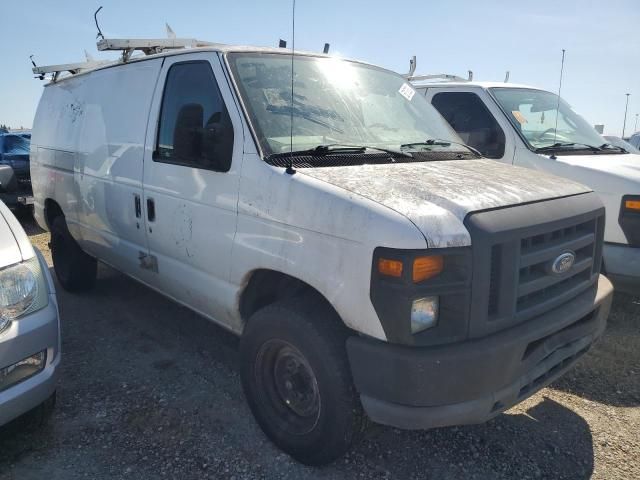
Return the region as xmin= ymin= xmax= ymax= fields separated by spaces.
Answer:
xmin=491 ymin=87 xmax=605 ymax=150
xmin=228 ymin=53 xmax=461 ymax=157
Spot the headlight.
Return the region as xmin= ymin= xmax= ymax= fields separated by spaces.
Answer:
xmin=0 ymin=256 xmax=49 ymax=332
xmin=371 ymin=246 xmax=471 ymax=345
xmin=411 ymin=296 xmax=439 ymax=334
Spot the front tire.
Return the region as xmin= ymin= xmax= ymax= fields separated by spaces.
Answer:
xmin=51 ymin=216 xmax=97 ymax=292
xmin=240 ymin=297 xmax=365 ymax=465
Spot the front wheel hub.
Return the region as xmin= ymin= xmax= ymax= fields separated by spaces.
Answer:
xmin=256 ymin=340 xmax=321 ymax=435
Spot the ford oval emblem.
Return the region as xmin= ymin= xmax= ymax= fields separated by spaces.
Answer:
xmin=551 ymin=251 xmax=576 ymax=275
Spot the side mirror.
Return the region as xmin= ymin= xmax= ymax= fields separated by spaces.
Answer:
xmin=0 ymin=164 xmax=17 ymax=193
xmin=173 ymin=103 xmax=204 ymax=162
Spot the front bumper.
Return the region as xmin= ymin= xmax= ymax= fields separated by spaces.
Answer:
xmin=0 ymin=250 xmax=60 ymax=426
xmin=347 ymin=275 xmax=613 ymax=430
xmin=603 ymin=242 xmax=640 ymax=294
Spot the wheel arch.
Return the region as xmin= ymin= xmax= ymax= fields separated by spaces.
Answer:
xmin=43 ymin=198 xmax=64 ymax=230
xmin=239 ymin=269 xmax=344 ymax=329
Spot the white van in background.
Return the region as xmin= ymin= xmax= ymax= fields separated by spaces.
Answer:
xmin=413 ymin=79 xmax=640 ymax=293
xmin=30 ymin=39 xmax=613 ymax=464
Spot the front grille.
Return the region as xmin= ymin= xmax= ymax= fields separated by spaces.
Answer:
xmin=514 ymin=218 xmax=597 ymax=316
xmin=465 ymin=193 xmax=605 ymax=339
xmin=488 ymin=215 xmax=600 ymax=324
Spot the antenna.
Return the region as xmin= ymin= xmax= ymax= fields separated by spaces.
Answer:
xmin=323 ymin=43 xmax=330 ymax=54
xmin=286 ymin=0 xmax=296 ymax=175
xmin=553 ymin=49 xmax=566 ymax=145
xmin=467 ymin=70 xmax=473 ymax=81
xmin=94 ymin=6 xmax=104 ymax=40
xmin=166 ymin=23 xmax=176 ymax=39
xmin=622 ymin=93 xmax=630 ymax=138
xmin=504 ymin=71 xmax=510 ymax=82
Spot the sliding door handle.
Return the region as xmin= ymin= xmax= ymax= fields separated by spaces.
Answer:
xmin=134 ymin=194 xmax=141 ymax=218
xmin=147 ymin=198 xmax=156 ymax=222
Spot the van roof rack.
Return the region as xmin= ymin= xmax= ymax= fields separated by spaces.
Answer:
xmin=31 ymin=53 xmax=111 ymax=82
xmin=32 ymin=25 xmax=220 ymax=82
xmin=408 ymin=73 xmax=473 ymax=83
xmin=403 ymin=55 xmax=473 ymax=83
xmin=96 ymin=36 xmax=217 ymax=61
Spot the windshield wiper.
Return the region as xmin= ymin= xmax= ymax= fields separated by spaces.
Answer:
xmin=535 ymin=142 xmax=601 ymax=153
xmin=267 ymin=143 xmax=413 ymax=160
xmin=600 ymin=143 xmax=628 ymax=153
xmin=400 ymin=139 xmax=482 ymax=157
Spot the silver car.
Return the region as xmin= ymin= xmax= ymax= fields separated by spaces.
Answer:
xmin=0 ymin=201 xmax=59 ymax=426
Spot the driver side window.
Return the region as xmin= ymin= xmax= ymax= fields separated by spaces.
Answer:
xmin=432 ymin=92 xmax=506 ymax=159
xmin=156 ymin=61 xmax=234 ymax=172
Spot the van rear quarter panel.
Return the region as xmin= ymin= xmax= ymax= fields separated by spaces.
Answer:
xmin=31 ymin=79 xmax=85 ymax=233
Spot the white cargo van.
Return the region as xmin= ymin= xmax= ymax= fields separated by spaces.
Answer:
xmin=413 ymin=78 xmax=640 ymax=293
xmin=30 ymin=39 xmax=613 ymax=464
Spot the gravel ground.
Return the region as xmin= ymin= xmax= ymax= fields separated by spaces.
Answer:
xmin=0 ymin=215 xmax=638 ymax=480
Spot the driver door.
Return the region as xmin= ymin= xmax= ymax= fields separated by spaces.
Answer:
xmin=141 ymin=52 xmax=244 ymax=324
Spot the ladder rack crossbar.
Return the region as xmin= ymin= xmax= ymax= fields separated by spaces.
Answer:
xmin=97 ymin=37 xmax=216 ymax=54
xmin=406 ymin=73 xmax=470 ymax=83
xmin=32 ymin=60 xmax=110 ymax=75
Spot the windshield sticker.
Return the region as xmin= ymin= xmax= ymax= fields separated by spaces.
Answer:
xmin=512 ymin=110 xmax=527 ymax=124
xmin=398 ymin=83 xmax=416 ymax=101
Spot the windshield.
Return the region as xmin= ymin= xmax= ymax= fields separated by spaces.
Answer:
xmin=490 ymin=87 xmax=605 ymax=151
xmin=227 ymin=53 xmax=462 ymax=157
xmin=0 ymin=134 xmax=30 ymax=155
xmin=604 ymin=136 xmax=640 ymax=154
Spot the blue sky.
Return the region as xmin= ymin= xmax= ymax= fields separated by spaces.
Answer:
xmin=1 ymin=0 xmax=638 ymax=135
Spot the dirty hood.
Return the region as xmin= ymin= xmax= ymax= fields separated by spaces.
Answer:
xmin=303 ymin=159 xmax=590 ymax=247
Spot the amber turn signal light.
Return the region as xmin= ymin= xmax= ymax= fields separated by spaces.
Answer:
xmin=378 ymin=258 xmax=403 ymax=278
xmin=625 ymin=199 xmax=640 ymax=211
xmin=413 ymin=256 xmax=444 ymax=283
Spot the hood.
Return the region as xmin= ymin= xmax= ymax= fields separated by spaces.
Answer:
xmin=0 ymin=154 xmax=30 ymax=174
xmin=552 ymin=152 xmax=640 ymax=181
xmin=0 ymin=201 xmax=33 ymax=266
xmin=303 ymin=159 xmax=590 ymax=247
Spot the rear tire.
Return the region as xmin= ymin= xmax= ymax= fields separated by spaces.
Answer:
xmin=240 ymin=296 xmax=365 ymax=465
xmin=51 ymin=216 xmax=97 ymax=292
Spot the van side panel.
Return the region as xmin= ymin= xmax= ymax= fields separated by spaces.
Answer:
xmin=32 ymin=60 xmax=163 ymax=280
xmin=73 ymin=60 xmax=162 ymax=277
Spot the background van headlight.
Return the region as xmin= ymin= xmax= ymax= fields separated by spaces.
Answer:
xmin=0 ymin=256 xmax=49 ymax=332
xmin=411 ymin=296 xmax=439 ymax=334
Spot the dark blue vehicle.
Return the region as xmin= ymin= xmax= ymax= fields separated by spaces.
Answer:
xmin=0 ymin=132 xmax=33 ymax=209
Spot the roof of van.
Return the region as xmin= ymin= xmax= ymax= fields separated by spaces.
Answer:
xmin=411 ymin=80 xmax=547 ymax=91
xmin=40 ymin=44 xmax=367 ymax=86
